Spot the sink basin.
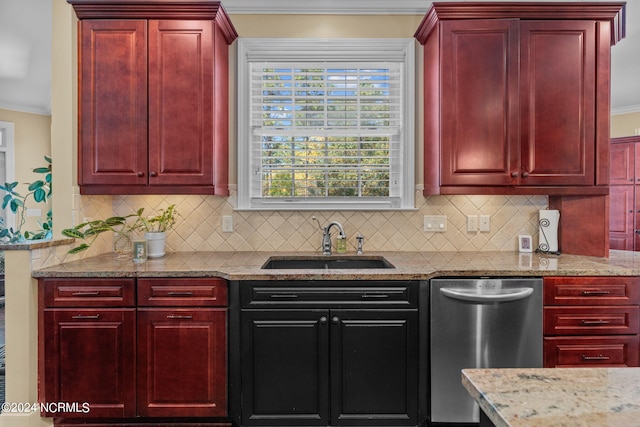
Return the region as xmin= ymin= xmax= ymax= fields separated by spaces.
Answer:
xmin=261 ymin=256 xmax=395 ymax=270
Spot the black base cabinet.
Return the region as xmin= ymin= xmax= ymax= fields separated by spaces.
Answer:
xmin=231 ymin=280 xmax=422 ymax=427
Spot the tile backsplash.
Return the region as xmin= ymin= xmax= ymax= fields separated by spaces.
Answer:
xmin=109 ymin=191 xmax=548 ymax=254
xmin=38 ymin=191 xmax=547 ymax=268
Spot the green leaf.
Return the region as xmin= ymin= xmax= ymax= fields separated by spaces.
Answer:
xmin=32 ymin=167 xmax=50 ymax=174
xmin=62 ymin=229 xmax=85 ymax=239
xmin=68 ymin=244 xmax=90 ymax=254
xmin=33 ymin=188 xmax=46 ymax=202
xmin=105 ymin=217 xmax=127 ymax=226
xmin=2 ymin=194 xmax=10 ymax=209
xmin=28 ymin=181 xmax=44 ymax=191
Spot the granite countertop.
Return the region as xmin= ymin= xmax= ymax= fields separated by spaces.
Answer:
xmin=31 ymin=249 xmax=640 ymax=279
xmin=462 ymin=367 xmax=640 ymax=427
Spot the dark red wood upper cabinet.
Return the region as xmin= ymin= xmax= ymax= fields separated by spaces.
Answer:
xmin=415 ymin=2 xmax=626 ymax=196
xmin=439 ymin=19 xmax=520 ymax=187
xmin=519 ymin=20 xmax=596 ymax=187
xmin=78 ymin=19 xmax=148 ymax=187
xmin=70 ymin=1 xmax=237 ymax=195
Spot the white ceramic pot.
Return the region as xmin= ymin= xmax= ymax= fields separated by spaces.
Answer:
xmin=145 ymin=231 xmax=167 ymax=258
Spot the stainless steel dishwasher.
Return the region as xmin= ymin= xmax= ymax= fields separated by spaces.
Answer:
xmin=430 ymin=277 xmax=543 ymax=424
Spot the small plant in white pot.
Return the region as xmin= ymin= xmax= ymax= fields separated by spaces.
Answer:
xmin=62 ymin=204 xmax=178 ymax=258
xmin=132 ymin=204 xmax=178 ymax=258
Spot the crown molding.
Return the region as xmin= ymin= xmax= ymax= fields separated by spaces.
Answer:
xmin=611 ymin=104 xmax=640 ymax=116
xmin=223 ymin=0 xmax=429 ymax=15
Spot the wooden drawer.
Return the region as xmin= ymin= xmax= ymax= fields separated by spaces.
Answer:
xmin=544 ymin=335 xmax=639 ymax=367
xmin=544 ymin=276 xmax=640 ymax=306
xmin=41 ymin=278 xmax=135 ymax=307
xmin=241 ymin=280 xmax=417 ymax=309
xmin=137 ymin=278 xmax=228 ymax=307
xmin=544 ymin=306 xmax=639 ymax=335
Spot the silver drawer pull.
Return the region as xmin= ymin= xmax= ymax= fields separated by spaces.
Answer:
xmin=581 ymin=290 xmax=611 ymax=296
xmin=167 ymin=291 xmax=194 ymax=296
xmin=269 ymin=294 xmax=299 ymax=299
xmin=581 ymin=320 xmax=611 ymax=326
xmin=72 ymin=314 xmax=100 ymax=320
xmin=582 ymin=354 xmax=610 ymax=361
xmin=71 ymin=291 xmax=100 ymax=296
xmin=166 ymin=315 xmax=193 ymax=320
xmin=361 ymin=294 xmax=389 ymax=299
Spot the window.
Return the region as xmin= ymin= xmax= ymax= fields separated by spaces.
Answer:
xmin=237 ymin=38 xmax=415 ymax=210
xmin=0 ymin=121 xmax=15 ymax=228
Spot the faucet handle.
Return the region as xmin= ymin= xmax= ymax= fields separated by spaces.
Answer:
xmin=356 ymin=234 xmax=364 ymax=255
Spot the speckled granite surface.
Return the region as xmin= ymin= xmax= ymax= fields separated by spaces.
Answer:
xmin=31 ymin=249 xmax=640 ymax=280
xmin=462 ymin=367 xmax=640 ymax=427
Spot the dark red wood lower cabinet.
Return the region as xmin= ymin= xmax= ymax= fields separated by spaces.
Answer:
xmin=42 ymin=308 xmax=137 ymax=419
xmin=137 ymin=308 xmax=227 ymax=418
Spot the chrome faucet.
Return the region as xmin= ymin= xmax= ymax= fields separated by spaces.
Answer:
xmin=356 ymin=234 xmax=364 ymax=255
xmin=322 ymin=221 xmax=346 ymax=255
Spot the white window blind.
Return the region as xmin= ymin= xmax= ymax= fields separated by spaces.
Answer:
xmin=238 ymin=39 xmax=415 ymax=211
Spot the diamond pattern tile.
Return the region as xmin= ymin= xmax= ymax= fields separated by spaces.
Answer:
xmin=51 ymin=191 xmax=549 ymax=262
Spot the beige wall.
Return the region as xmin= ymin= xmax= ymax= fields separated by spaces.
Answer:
xmin=0 ymin=108 xmax=51 ymax=234
xmin=611 ymin=112 xmax=640 ymax=138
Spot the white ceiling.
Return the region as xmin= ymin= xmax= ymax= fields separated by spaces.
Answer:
xmin=0 ymin=0 xmax=638 ymax=116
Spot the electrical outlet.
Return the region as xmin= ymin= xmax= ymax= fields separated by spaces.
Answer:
xmin=467 ymin=215 xmax=478 ymax=232
xmin=424 ymin=215 xmax=447 ymax=232
xmin=222 ymin=215 xmax=233 ymax=232
xmin=479 ymin=215 xmax=491 ymax=232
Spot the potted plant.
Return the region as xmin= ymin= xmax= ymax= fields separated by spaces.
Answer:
xmin=132 ymin=204 xmax=178 ymax=258
xmin=62 ymin=204 xmax=178 ymax=258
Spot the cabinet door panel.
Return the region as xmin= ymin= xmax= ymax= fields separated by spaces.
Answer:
xmin=330 ymin=310 xmax=418 ymax=426
xmin=520 ymin=20 xmax=596 ymax=186
xmin=42 ymin=308 xmax=136 ymax=418
xmin=609 ymin=185 xmax=635 ymax=251
xmin=148 ymin=20 xmax=214 ymax=186
xmin=137 ymin=308 xmax=227 ymax=417
xmin=241 ymin=310 xmax=329 ymax=426
xmin=610 ymin=142 xmax=635 ymax=185
xmin=79 ymin=20 xmax=148 ymax=185
xmin=440 ymin=19 xmax=519 ymax=186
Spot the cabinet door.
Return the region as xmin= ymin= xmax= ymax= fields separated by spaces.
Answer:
xmin=137 ymin=308 xmax=227 ymax=417
xmin=78 ymin=20 xmax=148 ymax=186
xmin=330 ymin=310 xmax=418 ymax=426
xmin=439 ymin=19 xmax=520 ymax=187
xmin=520 ymin=20 xmax=596 ymax=186
xmin=610 ymin=142 xmax=635 ymax=185
xmin=42 ymin=308 xmax=136 ymax=418
xmin=609 ymin=185 xmax=635 ymax=250
xmin=148 ymin=20 xmax=214 ymax=186
xmin=241 ymin=310 xmax=329 ymax=426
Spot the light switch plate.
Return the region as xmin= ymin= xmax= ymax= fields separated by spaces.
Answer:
xmin=467 ymin=215 xmax=478 ymax=232
xmin=424 ymin=215 xmax=447 ymax=232
xmin=222 ymin=215 xmax=233 ymax=232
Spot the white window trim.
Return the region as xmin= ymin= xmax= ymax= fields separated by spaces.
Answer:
xmin=0 ymin=120 xmax=16 ymax=229
xmin=237 ymin=38 xmax=415 ymax=211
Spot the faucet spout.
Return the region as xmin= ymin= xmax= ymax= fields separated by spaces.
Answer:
xmin=322 ymin=221 xmax=346 ymax=255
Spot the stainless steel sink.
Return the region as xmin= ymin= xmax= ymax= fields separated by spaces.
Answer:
xmin=261 ymin=256 xmax=395 ymax=269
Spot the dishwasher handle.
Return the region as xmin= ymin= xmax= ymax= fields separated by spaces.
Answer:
xmin=440 ymin=287 xmax=534 ymax=303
